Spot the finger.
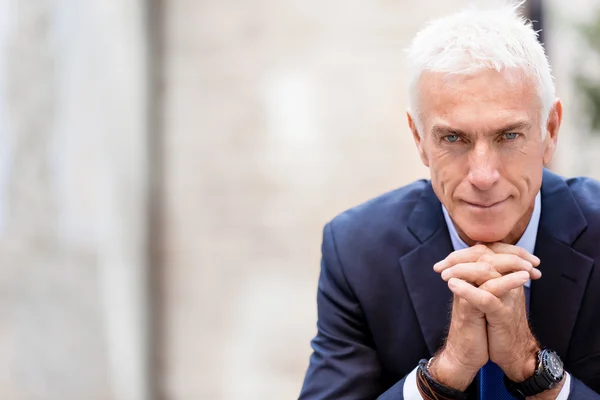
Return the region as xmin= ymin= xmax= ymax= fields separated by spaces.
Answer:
xmin=441 ymin=262 xmax=502 ymax=286
xmin=434 ymin=244 xmax=493 ymax=273
xmin=477 ymin=253 xmax=541 ymax=280
xmin=485 ymin=243 xmax=540 ymax=266
xmin=448 ymin=277 xmax=502 ymax=314
xmin=478 ymin=271 xmax=530 ymax=297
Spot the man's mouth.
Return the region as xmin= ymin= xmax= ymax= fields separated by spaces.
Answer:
xmin=463 ymin=198 xmax=508 ymax=209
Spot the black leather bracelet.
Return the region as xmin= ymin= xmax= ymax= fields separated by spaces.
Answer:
xmin=418 ymin=358 xmax=471 ymax=400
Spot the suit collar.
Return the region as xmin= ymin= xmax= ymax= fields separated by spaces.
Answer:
xmin=537 ymin=169 xmax=587 ymax=245
xmin=406 ymin=181 xmax=445 ymax=244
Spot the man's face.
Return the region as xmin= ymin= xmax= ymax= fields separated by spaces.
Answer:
xmin=409 ymin=69 xmax=561 ymax=244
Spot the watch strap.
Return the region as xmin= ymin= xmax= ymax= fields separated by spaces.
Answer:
xmin=504 ymin=349 xmax=563 ymax=398
xmin=504 ymin=371 xmax=552 ymax=398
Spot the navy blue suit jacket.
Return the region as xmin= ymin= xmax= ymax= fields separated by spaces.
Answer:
xmin=300 ymin=170 xmax=600 ymax=399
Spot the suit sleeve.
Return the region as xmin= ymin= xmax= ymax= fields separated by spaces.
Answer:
xmin=299 ymin=222 xmax=415 ymax=399
xmin=569 ymin=375 xmax=600 ymax=399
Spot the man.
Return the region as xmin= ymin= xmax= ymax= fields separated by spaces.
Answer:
xmin=299 ymin=3 xmax=600 ymax=400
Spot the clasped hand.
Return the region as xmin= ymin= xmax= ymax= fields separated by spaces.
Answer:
xmin=429 ymin=244 xmax=543 ymax=391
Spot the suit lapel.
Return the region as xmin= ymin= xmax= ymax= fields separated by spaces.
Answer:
xmin=399 ymin=182 xmax=454 ymax=355
xmin=530 ymin=170 xmax=594 ymax=358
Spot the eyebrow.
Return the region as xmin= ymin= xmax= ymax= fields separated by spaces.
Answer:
xmin=431 ymin=121 xmax=533 ymax=137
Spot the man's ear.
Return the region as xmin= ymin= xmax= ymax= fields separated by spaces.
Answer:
xmin=407 ymin=112 xmax=429 ymax=167
xmin=543 ymin=99 xmax=562 ymax=166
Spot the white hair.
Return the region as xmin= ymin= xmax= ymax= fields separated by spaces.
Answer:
xmin=405 ymin=1 xmax=555 ymax=135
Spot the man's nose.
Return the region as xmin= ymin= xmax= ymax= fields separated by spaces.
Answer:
xmin=467 ymin=144 xmax=500 ymax=191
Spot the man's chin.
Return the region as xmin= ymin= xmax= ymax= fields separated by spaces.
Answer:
xmin=466 ymin=232 xmax=507 ymax=245
xmin=458 ymin=225 xmax=510 ymax=245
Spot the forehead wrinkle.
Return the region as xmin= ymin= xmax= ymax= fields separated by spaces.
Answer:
xmin=419 ymin=72 xmax=540 ymax=138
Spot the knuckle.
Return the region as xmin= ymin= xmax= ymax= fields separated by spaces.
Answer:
xmin=507 ymin=254 xmax=521 ymax=265
xmin=478 ymin=292 xmax=493 ymax=308
xmin=511 ymin=254 xmax=532 ymax=270
xmin=482 ymin=262 xmax=494 ymax=273
xmin=504 ymin=254 xmax=522 ymax=269
xmin=446 ymin=254 xmax=458 ymax=265
xmin=474 ymin=244 xmax=488 ymax=254
xmin=478 ymin=253 xmax=492 ymax=263
xmin=484 ymin=279 xmax=500 ymax=295
xmin=490 ymin=279 xmax=501 ymax=292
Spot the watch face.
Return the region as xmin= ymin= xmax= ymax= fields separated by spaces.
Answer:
xmin=543 ymin=351 xmax=564 ymax=381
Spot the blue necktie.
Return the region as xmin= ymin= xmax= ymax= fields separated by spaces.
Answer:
xmin=479 ymin=286 xmax=530 ymax=399
xmin=479 ymin=360 xmax=516 ymax=399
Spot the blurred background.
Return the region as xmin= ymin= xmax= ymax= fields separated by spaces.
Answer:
xmin=1 ymin=0 xmax=600 ymax=399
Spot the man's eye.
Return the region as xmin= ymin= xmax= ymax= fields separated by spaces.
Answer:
xmin=503 ymin=132 xmax=519 ymax=140
xmin=444 ymin=134 xmax=460 ymax=143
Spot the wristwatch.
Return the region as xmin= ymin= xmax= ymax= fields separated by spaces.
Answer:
xmin=504 ymin=349 xmax=564 ymax=398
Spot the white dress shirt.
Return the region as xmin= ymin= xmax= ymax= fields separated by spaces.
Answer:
xmin=403 ymin=192 xmax=571 ymax=399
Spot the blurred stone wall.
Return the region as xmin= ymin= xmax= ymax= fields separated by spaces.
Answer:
xmin=0 ymin=0 xmax=149 ymax=399
xmin=545 ymin=0 xmax=600 ymax=180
